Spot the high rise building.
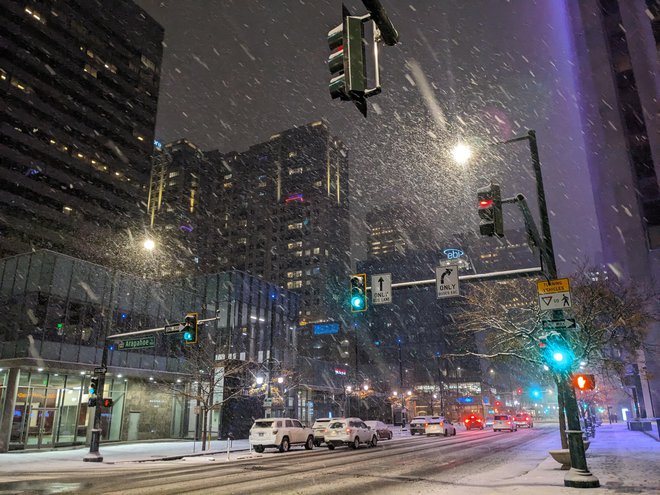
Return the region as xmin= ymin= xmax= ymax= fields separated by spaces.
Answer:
xmin=366 ymin=203 xmax=418 ymax=259
xmin=0 ymin=0 xmax=163 ymax=265
xmin=567 ymin=0 xmax=659 ymax=417
xmin=200 ymin=121 xmax=351 ymax=324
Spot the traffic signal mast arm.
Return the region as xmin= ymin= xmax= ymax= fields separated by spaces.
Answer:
xmin=106 ymin=315 xmax=221 ymax=341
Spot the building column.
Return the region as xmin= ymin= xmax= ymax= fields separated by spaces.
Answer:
xmin=0 ymin=368 xmax=20 ymax=452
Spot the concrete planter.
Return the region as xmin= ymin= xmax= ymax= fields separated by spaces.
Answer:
xmin=549 ymin=449 xmax=571 ymax=470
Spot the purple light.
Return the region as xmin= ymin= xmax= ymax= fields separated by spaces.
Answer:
xmin=179 ymin=225 xmax=193 ymax=233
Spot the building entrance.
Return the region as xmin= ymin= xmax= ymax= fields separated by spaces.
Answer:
xmin=25 ymin=408 xmax=57 ymax=449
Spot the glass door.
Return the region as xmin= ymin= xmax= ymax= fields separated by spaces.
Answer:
xmin=25 ymin=408 xmax=57 ymax=449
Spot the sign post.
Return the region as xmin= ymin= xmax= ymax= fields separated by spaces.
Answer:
xmin=537 ymin=278 xmax=572 ymax=310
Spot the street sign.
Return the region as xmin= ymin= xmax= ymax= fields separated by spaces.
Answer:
xmin=371 ymin=273 xmax=392 ymax=305
xmin=116 ymin=335 xmax=155 ymax=350
xmin=263 ymin=398 xmax=273 ymax=407
xmin=542 ymin=318 xmax=577 ymax=330
xmin=164 ymin=323 xmax=183 ymax=334
xmin=436 ymin=265 xmax=460 ymax=299
xmin=537 ymin=278 xmax=571 ymax=310
xmin=93 ymin=366 xmax=107 ymax=374
xmin=538 ymin=292 xmax=572 ymax=310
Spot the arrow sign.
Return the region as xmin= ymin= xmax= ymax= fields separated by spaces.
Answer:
xmin=371 ymin=273 xmax=392 ymax=305
xmin=543 ymin=318 xmax=577 ymax=330
xmin=164 ymin=323 xmax=184 ymax=334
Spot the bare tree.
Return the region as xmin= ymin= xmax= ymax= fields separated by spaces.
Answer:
xmin=452 ymin=265 xmax=656 ymax=448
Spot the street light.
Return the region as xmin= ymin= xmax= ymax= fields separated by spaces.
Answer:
xmin=143 ymin=239 xmax=155 ymax=251
xmin=452 ymin=130 xmax=598 ymax=488
xmin=451 ymin=142 xmax=472 ymax=165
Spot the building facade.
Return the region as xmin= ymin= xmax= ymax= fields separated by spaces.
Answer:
xmin=0 ymin=250 xmax=299 ymax=450
xmin=567 ymin=0 xmax=659 ymax=417
xmin=0 ymin=0 xmax=163 ymax=265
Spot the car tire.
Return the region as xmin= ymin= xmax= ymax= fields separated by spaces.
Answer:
xmin=254 ymin=445 xmax=265 ymax=453
xmin=452 ymin=429 xmax=457 ymax=436
xmin=314 ymin=440 xmax=321 ymax=447
xmin=444 ymin=429 xmax=448 ymax=437
xmin=305 ymin=436 xmax=314 ymax=450
xmin=327 ymin=444 xmax=335 ymax=450
xmin=370 ymin=436 xmax=378 ymax=448
xmin=410 ymin=431 xmax=415 ymax=435
xmin=279 ymin=437 xmax=290 ymax=453
xmin=350 ymin=437 xmax=360 ymax=449
xmin=388 ymin=432 xmax=393 ymax=440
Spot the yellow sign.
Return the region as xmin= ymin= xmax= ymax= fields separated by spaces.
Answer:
xmin=537 ymin=278 xmax=570 ymax=295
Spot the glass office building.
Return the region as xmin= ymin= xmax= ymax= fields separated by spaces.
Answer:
xmin=0 ymin=250 xmax=298 ymax=450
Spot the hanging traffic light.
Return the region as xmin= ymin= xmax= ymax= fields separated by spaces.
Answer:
xmin=328 ymin=5 xmax=368 ymax=115
xmin=182 ymin=312 xmax=198 ymax=344
xmin=516 ymin=387 xmax=523 ymax=395
xmin=89 ymin=376 xmax=99 ymax=396
xmin=350 ymin=274 xmax=367 ymax=312
xmin=540 ymin=333 xmax=575 ymax=372
xmin=573 ymin=373 xmax=596 ymax=390
xmin=477 ymin=183 xmax=504 ymax=237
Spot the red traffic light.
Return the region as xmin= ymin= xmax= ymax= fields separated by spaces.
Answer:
xmin=516 ymin=388 xmax=523 ymax=395
xmin=102 ymin=398 xmax=114 ymax=408
xmin=494 ymin=400 xmax=502 ymax=407
xmin=573 ymin=374 xmax=595 ymax=390
xmin=479 ymin=199 xmax=493 ymax=208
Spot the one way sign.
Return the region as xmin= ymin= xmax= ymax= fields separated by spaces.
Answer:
xmin=371 ymin=273 xmax=392 ymax=305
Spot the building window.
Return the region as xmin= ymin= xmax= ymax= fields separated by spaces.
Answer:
xmin=288 ymin=222 xmax=303 ymax=230
xmin=224 ymin=182 xmax=232 ymax=189
xmin=83 ymin=64 xmax=98 ymax=78
xmin=141 ymin=55 xmax=156 ymax=71
xmin=294 ymin=251 xmax=303 ymax=257
xmin=10 ymin=77 xmax=32 ymax=94
xmin=288 ymin=151 xmax=297 ymax=158
xmin=239 ymin=219 xmax=248 ymax=227
xmin=287 ymin=281 xmax=303 ymax=289
xmin=168 ymin=171 xmax=179 ymax=178
xmin=288 ymin=241 xmax=303 ymax=249
xmin=313 ymin=247 xmax=320 ymax=254
xmin=238 ymin=238 xmax=247 ymax=245
xmin=288 ymin=167 xmax=303 ymax=175
xmin=314 ymin=180 xmax=322 ymax=187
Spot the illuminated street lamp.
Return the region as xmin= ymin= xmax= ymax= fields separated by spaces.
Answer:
xmin=256 ymin=375 xmax=264 ymax=386
xmin=143 ymin=238 xmax=155 ymax=251
xmin=451 ymin=142 xmax=472 ymax=165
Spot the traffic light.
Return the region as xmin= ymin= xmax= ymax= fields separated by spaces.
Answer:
xmin=350 ymin=274 xmax=367 ymax=312
xmin=477 ymin=183 xmax=504 ymax=237
xmin=494 ymin=400 xmax=502 ymax=407
xmin=540 ymin=333 xmax=575 ymax=372
xmin=516 ymin=387 xmax=523 ymax=395
xmin=102 ymin=398 xmax=114 ymax=408
xmin=182 ymin=313 xmax=198 ymax=344
xmin=88 ymin=397 xmax=97 ymax=407
xmin=89 ymin=376 xmax=99 ymax=396
xmin=573 ymin=373 xmax=596 ymax=391
xmin=328 ymin=6 xmax=367 ymax=114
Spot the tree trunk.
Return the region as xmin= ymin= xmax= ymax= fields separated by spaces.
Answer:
xmin=556 ymin=377 xmax=568 ymax=449
xmin=201 ymin=407 xmax=207 ymax=451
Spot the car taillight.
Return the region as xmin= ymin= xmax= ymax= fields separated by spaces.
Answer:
xmin=345 ymin=428 xmax=352 ymax=433
xmin=526 ymin=417 xmax=530 ymax=421
xmin=424 ymin=423 xmax=428 ymax=427
xmin=477 ymin=419 xmax=482 ymax=423
xmin=464 ymin=419 xmax=469 ymax=423
xmin=506 ymin=421 xmax=511 ymax=425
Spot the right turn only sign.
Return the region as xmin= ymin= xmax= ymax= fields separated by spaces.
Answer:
xmin=436 ymin=265 xmax=460 ymax=299
xmin=537 ymin=278 xmax=572 ymax=310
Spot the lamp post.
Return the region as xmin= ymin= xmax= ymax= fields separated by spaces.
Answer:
xmin=455 ymin=130 xmax=598 ymax=488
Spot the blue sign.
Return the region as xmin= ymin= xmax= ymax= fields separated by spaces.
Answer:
xmin=443 ymin=248 xmax=464 ymax=260
xmin=313 ymin=322 xmax=340 ymax=335
xmin=456 ymin=396 xmax=474 ymax=404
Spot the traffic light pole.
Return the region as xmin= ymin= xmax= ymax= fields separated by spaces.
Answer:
xmin=503 ymin=130 xmax=598 ymax=488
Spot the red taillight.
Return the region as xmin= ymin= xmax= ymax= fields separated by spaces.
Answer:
xmin=345 ymin=428 xmax=352 ymax=433
xmin=526 ymin=417 xmax=530 ymax=421
xmin=477 ymin=419 xmax=482 ymax=423
xmin=424 ymin=423 xmax=428 ymax=427
xmin=465 ymin=419 xmax=469 ymax=423
xmin=506 ymin=421 xmax=511 ymax=425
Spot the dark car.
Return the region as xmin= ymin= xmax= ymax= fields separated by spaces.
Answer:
xmin=365 ymin=420 xmax=393 ymax=440
xmin=464 ymin=414 xmax=484 ymax=430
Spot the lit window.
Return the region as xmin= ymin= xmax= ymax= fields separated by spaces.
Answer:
xmin=140 ymin=55 xmax=156 ymax=71
xmin=314 ymin=180 xmax=322 ymax=187
xmin=83 ymin=64 xmax=98 ymax=78
xmin=313 ymin=247 xmax=320 ymax=254
xmin=294 ymin=251 xmax=303 ymax=257
xmin=24 ymin=7 xmax=45 ymax=23
xmin=288 ymin=241 xmax=302 ymax=249
xmin=288 ymin=167 xmax=303 ymax=175
xmin=10 ymin=78 xmax=32 ymax=93
xmin=0 ymin=69 xmax=7 ymax=81
xmin=62 ymin=206 xmax=72 ymax=215
xmin=239 ymin=220 xmax=248 ymax=227
xmin=287 ymin=281 xmax=303 ymax=289
xmin=224 ymin=174 xmax=232 ymax=180
xmin=168 ymin=171 xmax=179 ymax=178
xmin=288 ymin=151 xmax=297 ymax=158
xmin=224 ymin=182 xmax=232 ymax=189
xmin=258 ymin=181 xmax=267 ymax=188
xmin=288 ymin=222 xmax=303 ymax=230
xmin=305 ymin=250 xmax=311 ymax=256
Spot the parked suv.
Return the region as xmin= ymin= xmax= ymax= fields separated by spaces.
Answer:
xmin=410 ymin=416 xmax=442 ymax=435
xmin=249 ymin=418 xmax=314 ymax=453
xmin=311 ymin=417 xmax=335 ymax=446
xmin=324 ymin=417 xmax=378 ymax=450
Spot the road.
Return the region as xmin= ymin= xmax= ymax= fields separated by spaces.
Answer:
xmin=0 ymin=426 xmax=554 ymax=495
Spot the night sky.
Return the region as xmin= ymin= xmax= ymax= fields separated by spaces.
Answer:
xmin=136 ymin=0 xmax=602 ymax=268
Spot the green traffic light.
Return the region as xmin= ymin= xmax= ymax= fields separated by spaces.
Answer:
xmin=183 ymin=330 xmax=193 ymax=341
xmin=351 ymin=296 xmax=364 ymax=309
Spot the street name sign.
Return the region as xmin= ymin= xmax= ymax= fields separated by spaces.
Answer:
xmin=436 ymin=265 xmax=460 ymax=299
xmin=164 ymin=323 xmax=183 ymax=334
xmin=117 ymin=335 xmax=155 ymax=350
xmin=371 ymin=273 xmax=392 ymax=305
xmin=94 ymin=366 xmax=107 ymax=374
xmin=537 ymin=278 xmax=572 ymax=310
xmin=542 ymin=318 xmax=577 ymax=330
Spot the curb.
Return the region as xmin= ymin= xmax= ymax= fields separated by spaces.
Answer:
xmin=110 ymin=447 xmax=253 ymax=464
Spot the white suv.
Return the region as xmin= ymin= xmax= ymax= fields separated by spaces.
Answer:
xmin=324 ymin=417 xmax=378 ymax=450
xmin=249 ymin=418 xmax=315 ymax=453
xmin=312 ymin=417 xmax=335 ymax=446
xmin=410 ymin=416 xmax=442 ymax=435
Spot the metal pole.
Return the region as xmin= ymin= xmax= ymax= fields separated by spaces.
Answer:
xmin=265 ymin=293 xmax=275 ymax=418
xmin=524 ymin=130 xmax=599 ymax=488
